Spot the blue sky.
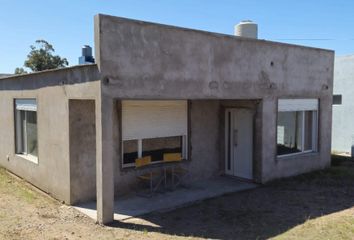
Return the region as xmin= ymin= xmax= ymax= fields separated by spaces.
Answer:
xmin=0 ymin=0 xmax=353 ymax=73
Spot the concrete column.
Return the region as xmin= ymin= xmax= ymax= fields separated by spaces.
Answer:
xmin=260 ymin=97 xmax=277 ymax=182
xmin=96 ymin=95 xmax=115 ymax=224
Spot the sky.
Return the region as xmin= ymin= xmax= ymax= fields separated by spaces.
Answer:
xmin=0 ymin=0 xmax=353 ymax=73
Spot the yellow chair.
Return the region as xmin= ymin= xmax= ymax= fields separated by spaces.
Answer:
xmin=163 ymin=153 xmax=182 ymax=162
xmin=135 ymin=156 xmax=164 ymax=196
xmin=163 ymin=153 xmax=188 ymax=189
xmin=135 ymin=156 xmax=152 ymax=167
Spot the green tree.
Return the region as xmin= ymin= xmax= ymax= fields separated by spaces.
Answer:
xmin=14 ymin=39 xmax=69 ymax=74
xmin=14 ymin=67 xmax=28 ymax=75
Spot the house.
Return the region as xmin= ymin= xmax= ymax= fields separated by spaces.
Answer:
xmin=0 ymin=74 xmax=12 ymax=78
xmin=0 ymin=14 xmax=334 ymax=224
xmin=332 ymin=54 xmax=354 ymax=155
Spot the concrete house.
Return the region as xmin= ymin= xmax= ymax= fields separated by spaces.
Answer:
xmin=0 ymin=14 xmax=334 ymax=224
xmin=332 ymin=54 xmax=354 ymax=155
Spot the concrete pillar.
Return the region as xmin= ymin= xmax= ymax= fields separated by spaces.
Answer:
xmin=96 ymin=95 xmax=115 ymax=224
xmin=260 ymin=97 xmax=277 ymax=182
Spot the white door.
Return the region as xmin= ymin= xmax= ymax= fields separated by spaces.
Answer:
xmin=225 ymin=108 xmax=253 ymax=180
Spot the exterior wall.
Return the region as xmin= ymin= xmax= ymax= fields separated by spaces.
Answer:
xmin=0 ymin=65 xmax=100 ymax=203
xmin=332 ymin=55 xmax=354 ymax=154
xmin=69 ymin=100 xmax=96 ymax=204
xmin=95 ymin=14 xmax=334 ymax=184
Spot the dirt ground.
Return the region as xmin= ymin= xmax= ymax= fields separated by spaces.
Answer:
xmin=1 ymin=156 xmax=354 ymax=240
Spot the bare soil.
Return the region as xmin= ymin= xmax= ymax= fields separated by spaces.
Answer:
xmin=1 ymin=156 xmax=354 ymax=240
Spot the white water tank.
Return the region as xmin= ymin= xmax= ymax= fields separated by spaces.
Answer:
xmin=234 ymin=20 xmax=258 ymax=39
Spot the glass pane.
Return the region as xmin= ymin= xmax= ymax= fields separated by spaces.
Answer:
xmin=15 ymin=110 xmax=25 ymax=154
xmin=277 ymin=112 xmax=303 ymax=155
xmin=123 ymin=140 xmax=138 ymax=164
xmin=296 ymin=111 xmax=303 ymax=151
xmin=304 ymin=111 xmax=314 ymax=151
xmin=142 ymin=136 xmax=182 ymax=162
xmin=227 ymin=111 xmax=231 ymax=170
xmin=26 ymin=111 xmax=38 ymax=157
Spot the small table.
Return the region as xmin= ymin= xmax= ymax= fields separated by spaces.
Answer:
xmin=136 ymin=160 xmax=184 ymax=193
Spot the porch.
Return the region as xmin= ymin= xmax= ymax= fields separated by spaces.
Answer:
xmin=75 ymin=177 xmax=257 ymax=221
xmin=94 ymin=99 xmax=262 ymax=223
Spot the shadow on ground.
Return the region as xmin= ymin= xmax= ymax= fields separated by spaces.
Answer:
xmin=108 ymin=156 xmax=354 ymax=239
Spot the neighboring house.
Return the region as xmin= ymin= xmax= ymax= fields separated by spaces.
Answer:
xmin=0 ymin=74 xmax=12 ymax=78
xmin=0 ymin=14 xmax=334 ymax=224
xmin=332 ymin=54 xmax=354 ymax=155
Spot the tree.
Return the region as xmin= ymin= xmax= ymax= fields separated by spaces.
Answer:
xmin=14 ymin=67 xmax=28 ymax=75
xmin=14 ymin=39 xmax=69 ymax=74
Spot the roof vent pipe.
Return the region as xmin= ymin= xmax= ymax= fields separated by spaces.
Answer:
xmin=234 ymin=20 xmax=258 ymax=39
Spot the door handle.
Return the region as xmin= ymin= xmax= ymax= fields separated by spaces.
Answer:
xmin=233 ymin=129 xmax=238 ymax=146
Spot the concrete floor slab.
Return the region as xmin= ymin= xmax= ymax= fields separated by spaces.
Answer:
xmin=74 ymin=177 xmax=258 ymax=221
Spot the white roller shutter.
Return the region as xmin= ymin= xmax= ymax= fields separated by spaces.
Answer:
xmin=122 ymin=100 xmax=188 ymax=140
xmin=278 ymin=99 xmax=318 ymax=112
xmin=15 ymin=99 xmax=37 ymax=111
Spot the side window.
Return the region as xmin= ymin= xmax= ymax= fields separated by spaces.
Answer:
xmin=277 ymin=99 xmax=318 ymax=157
xmin=15 ymin=99 xmax=38 ymax=162
xmin=333 ymin=94 xmax=342 ymax=105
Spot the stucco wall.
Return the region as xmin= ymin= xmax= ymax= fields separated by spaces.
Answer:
xmin=95 ymin=14 xmax=334 ymax=185
xmin=332 ymin=55 xmax=354 ymax=153
xmin=0 ymin=65 xmax=100 ymax=203
xmin=95 ymin=15 xmax=333 ymax=99
xmin=69 ymin=99 xmax=96 ymax=204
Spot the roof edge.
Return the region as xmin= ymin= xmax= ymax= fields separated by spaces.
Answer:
xmin=0 ymin=64 xmax=98 ymax=81
xmin=97 ymin=13 xmax=334 ymax=54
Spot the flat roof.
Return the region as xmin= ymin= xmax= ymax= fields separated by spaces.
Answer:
xmin=0 ymin=64 xmax=97 ymax=81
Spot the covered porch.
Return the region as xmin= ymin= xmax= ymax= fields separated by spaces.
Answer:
xmin=95 ymin=99 xmax=263 ymax=224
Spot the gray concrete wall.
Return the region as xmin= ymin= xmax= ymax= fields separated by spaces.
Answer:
xmin=95 ymin=14 xmax=334 ymax=185
xmin=69 ymin=100 xmax=96 ymax=204
xmin=332 ymin=54 xmax=354 ymax=154
xmin=95 ymin=15 xmax=333 ymax=99
xmin=0 ymin=65 xmax=100 ymax=203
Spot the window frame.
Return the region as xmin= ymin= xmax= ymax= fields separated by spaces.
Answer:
xmin=14 ymin=98 xmax=39 ymax=164
xmin=119 ymin=100 xmax=190 ymax=169
xmin=122 ymin=135 xmax=188 ymax=168
xmin=276 ymin=99 xmax=319 ymax=158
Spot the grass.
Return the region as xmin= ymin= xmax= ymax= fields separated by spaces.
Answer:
xmin=331 ymin=154 xmax=352 ymax=166
xmin=0 ymin=155 xmax=354 ymax=239
xmin=270 ymin=155 xmax=354 ymax=240
xmin=0 ymin=168 xmax=38 ymax=204
xmin=274 ymin=209 xmax=354 ymax=240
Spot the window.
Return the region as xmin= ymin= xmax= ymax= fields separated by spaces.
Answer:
xmin=333 ymin=94 xmax=342 ymax=105
xmin=121 ymin=100 xmax=188 ymax=167
xmin=142 ymin=136 xmax=184 ymax=162
xmin=277 ymin=99 xmax=318 ymax=156
xmin=15 ymin=99 xmax=38 ymax=161
xmin=122 ymin=140 xmax=138 ymax=164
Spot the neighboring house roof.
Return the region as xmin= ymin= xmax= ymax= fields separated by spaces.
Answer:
xmin=0 ymin=64 xmax=97 ymax=81
xmin=0 ymin=74 xmax=12 ymax=79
